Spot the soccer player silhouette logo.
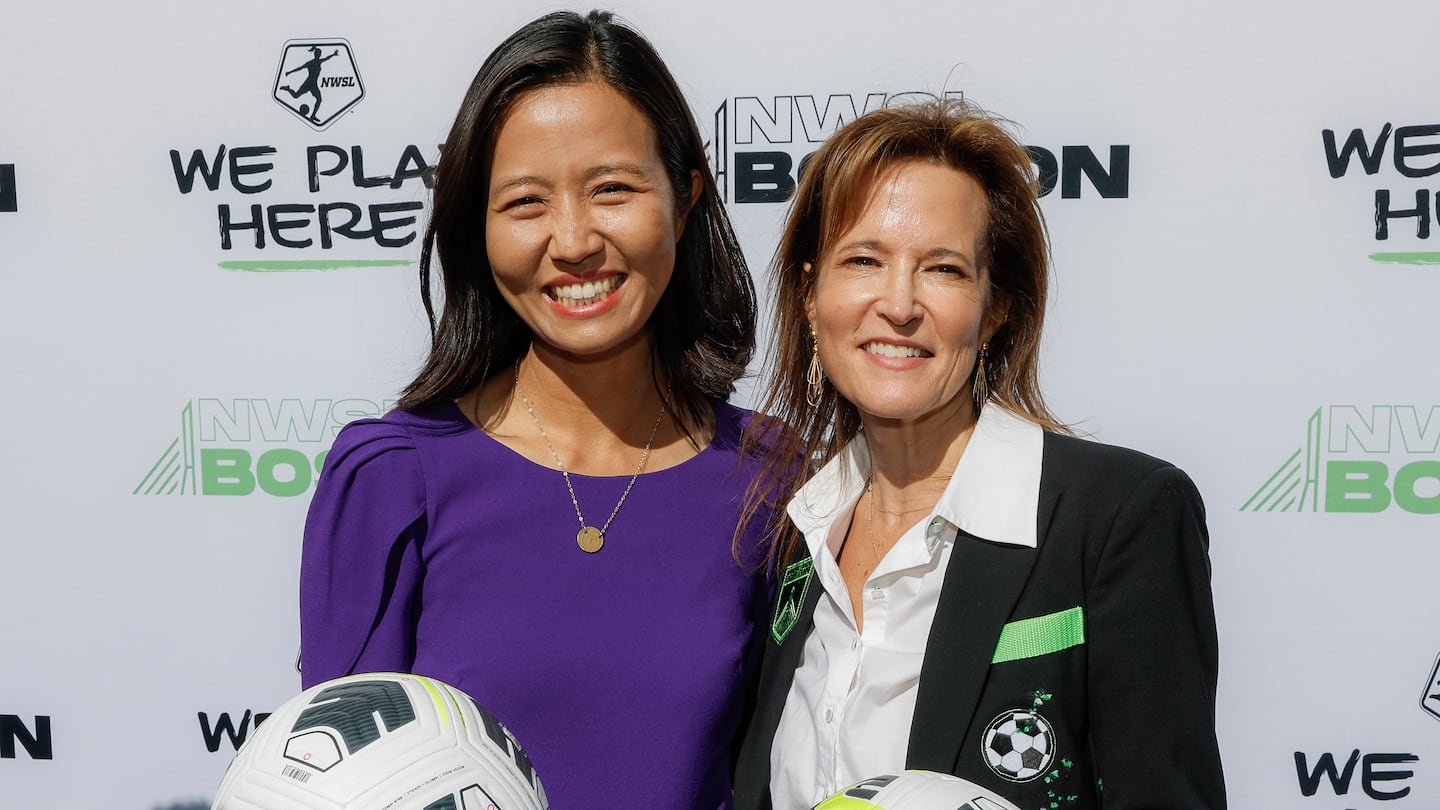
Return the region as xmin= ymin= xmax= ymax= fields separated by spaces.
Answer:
xmin=278 ymin=46 xmax=338 ymax=124
xmin=271 ymin=40 xmax=365 ymax=131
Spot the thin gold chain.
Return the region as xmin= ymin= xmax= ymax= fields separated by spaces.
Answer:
xmin=864 ymin=476 xmax=884 ymax=563
xmin=514 ymin=359 xmax=665 ymax=537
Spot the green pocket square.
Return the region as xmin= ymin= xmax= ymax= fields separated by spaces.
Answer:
xmin=992 ymin=606 xmax=1085 ymax=663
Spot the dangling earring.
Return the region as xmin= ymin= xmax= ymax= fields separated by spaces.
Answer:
xmin=973 ymin=342 xmax=990 ymax=409
xmin=806 ymin=326 xmax=825 ymax=408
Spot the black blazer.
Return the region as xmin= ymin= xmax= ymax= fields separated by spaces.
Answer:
xmin=733 ymin=432 xmax=1226 ymax=809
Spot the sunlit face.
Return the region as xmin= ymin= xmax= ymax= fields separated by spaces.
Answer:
xmin=485 ymin=81 xmax=696 ymax=361
xmin=808 ymin=161 xmax=1005 ymax=427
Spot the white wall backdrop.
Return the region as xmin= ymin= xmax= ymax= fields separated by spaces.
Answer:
xmin=4 ymin=1 xmax=1439 ymax=807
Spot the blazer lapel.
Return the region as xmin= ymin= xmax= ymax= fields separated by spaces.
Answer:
xmin=758 ymin=554 xmax=824 ymax=722
xmin=733 ymin=554 xmax=824 ymax=810
xmin=905 ymin=532 xmax=1039 ymax=772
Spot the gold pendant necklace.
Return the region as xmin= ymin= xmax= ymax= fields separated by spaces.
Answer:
xmin=514 ymin=360 xmax=665 ymax=554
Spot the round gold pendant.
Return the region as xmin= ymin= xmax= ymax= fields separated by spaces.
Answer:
xmin=577 ymin=526 xmax=605 ymax=553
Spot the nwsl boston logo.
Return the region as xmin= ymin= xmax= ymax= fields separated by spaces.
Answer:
xmin=708 ymin=91 xmax=1130 ymax=205
xmin=1242 ymin=405 xmax=1440 ymax=514
xmin=134 ymin=397 xmax=395 ymax=497
xmin=272 ymin=39 xmax=365 ymax=130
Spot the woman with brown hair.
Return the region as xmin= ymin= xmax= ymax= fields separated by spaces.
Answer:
xmin=733 ymin=99 xmax=1225 ymax=809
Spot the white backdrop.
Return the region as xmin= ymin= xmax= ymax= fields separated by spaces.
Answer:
xmin=4 ymin=1 xmax=1439 ymax=807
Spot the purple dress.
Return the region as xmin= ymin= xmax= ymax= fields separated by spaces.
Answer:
xmin=300 ymin=400 xmax=773 ymax=809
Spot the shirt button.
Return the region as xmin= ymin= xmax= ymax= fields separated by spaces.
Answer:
xmin=871 ymin=588 xmax=885 ymax=599
xmin=850 ymin=637 xmax=858 ymax=651
xmin=927 ymin=518 xmax=944 ymax=535
xmin=825 ymin=708 xmax=834 ymax=723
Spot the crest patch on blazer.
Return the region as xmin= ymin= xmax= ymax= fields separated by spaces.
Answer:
xmin=982 ymin=708 xmax=1056 ymax=782
xmin=770 ymin=557 xmax=813 ymax=645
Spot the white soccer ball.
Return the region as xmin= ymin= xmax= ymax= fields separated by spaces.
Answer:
xmin=212 ymin=672 xmax=549 ymax=810
xmin=813 ymin=770 xmax=1020 ymax=810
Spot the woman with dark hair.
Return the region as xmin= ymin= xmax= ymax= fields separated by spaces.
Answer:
xmin=300 ymin=10 xmax=772 ymax=808
xmin=732 ymin=99 xmax=1225 ymax=809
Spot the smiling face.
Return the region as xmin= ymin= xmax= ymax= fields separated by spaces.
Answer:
xmin=485 ymin=81 xmax=695 ymax=362
xmin=809 ymin=160 xmax=1005 ymax=428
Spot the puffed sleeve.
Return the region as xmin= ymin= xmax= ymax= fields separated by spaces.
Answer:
xmin=1086 ymin=465 xmax=1226 ymax=808
xmin=299 ymin=417 xmax=427 ymax=688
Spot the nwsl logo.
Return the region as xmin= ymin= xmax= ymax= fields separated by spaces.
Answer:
xmin=272 ymin=39 xmax=365 ymax=130
xmin=1423 ymin=653 xmax=1440 ymax=724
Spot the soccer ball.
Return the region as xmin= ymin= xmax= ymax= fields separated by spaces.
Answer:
xmin=813 ymin=770 xmax=1020 ymax=810
xmin=981 ymin=709 xmax=1055 ymax=782
xmin=212 ymin=673 xmax=549 ymax=810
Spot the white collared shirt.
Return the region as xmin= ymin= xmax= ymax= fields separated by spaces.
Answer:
xmin=769 ymin=405 xmax=1045 ymax=809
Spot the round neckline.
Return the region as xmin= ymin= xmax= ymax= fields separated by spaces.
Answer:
xmin=436 ymin=400 xmax=724 ymax=480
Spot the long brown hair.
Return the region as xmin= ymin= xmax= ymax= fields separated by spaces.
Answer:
xmin=743 ymin=97 xmax=1068 ymax=567
xmin=397 ymin=10 xmax=755 ymax=438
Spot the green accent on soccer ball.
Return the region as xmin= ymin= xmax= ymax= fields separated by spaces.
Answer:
xmin=992 ymin=606 xmax=1085 ymax=663
xmin=813 ymin=797 xmax=883 ymax=810
xmin=419 ymin=676 xmax=455 ymax=729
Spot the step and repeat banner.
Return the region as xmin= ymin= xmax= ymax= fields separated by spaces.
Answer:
xmin=3 ymin=1 xmax=1438 ymax=807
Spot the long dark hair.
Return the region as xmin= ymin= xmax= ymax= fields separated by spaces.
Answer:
xmin=744 ymin=98 xmax=1067 ymax=566
xmin=398 ymin=10 xmax=755 ymax=436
